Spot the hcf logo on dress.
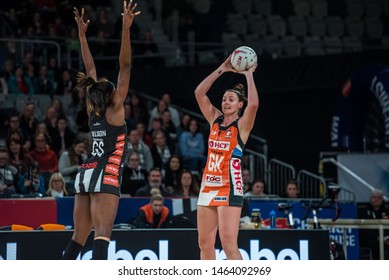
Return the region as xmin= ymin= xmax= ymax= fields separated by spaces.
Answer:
xmin=208 ymin=140 xmax=230 ymax=151
xmin=231 ymin=158 xmax=243 ymax=196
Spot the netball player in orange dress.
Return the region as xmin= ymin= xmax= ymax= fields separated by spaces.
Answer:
xmin=195 ymin=55 xmax=258 ymax=260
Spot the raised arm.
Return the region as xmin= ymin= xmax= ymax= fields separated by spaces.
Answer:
xmin=74 ymin=7 xmax=96 ymax=80
xmin=194 ymin=55 xmax=234 ymax=124
xmin=238 ymin=63 xmax=259 ymax=141
xmin=115 ymin=0 xmax=140 ymax=105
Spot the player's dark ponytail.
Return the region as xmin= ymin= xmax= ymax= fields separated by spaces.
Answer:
xmin=74 ymin=73 xmax=114 ymax=116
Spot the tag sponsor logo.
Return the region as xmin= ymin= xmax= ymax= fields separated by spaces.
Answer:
xmin=108 ymin=156 xmax=121 ymax=165
xmin=103 ymin=175 xmax=119 ymax=187
xmin=116 ymin=141 xmax=125 ymax=149
xmin=105 ymin=164 xmax=119 ymax=176
xmin=117 ymin=134 xmax=126 ymax=141
xmin=81 ymin=162 xmax=97 ymax=169
xmin=113 ymin=148 xmax=124 ymax=156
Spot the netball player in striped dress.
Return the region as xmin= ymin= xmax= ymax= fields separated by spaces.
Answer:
xmin=195 ymin=55 xmax=259 ymax=260
xmin=62 ymin=1 xmax=140 ymax=260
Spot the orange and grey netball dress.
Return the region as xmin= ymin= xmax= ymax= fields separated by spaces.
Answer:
xmin=198 ymin=115 xmax=244 ymax=207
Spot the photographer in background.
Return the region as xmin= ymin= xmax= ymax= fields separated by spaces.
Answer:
xmin=17 ymin=161 xmax=45 ymax=197
xmin=359 ymin=189 xmax=389 ymax=259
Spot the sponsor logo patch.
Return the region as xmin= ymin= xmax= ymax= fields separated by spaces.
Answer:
xmin=103 ymin=175 xmax=119 ymax=187
xmin=205 ymin=175 xmax=223 ymax=186
xmin=81 ymin=162 xmax=97 ymax=169
xmin=231 ymin=158 xmax=243 ymax=196
xmin=105 ymin=164 xmax=119 ymax=176
xmin=108 ymin=156 xmax=121 ymax=165
xmin=214 ymin=196 xmax=228 ymax=201
xmin=208 ymin=140 xmax=230 ymax=151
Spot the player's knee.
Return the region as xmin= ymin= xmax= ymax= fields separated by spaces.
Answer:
xmin=219 ymin=233 xmax=237 ymax=249
xmin=198 ymin=235 xmax=214 ymax=251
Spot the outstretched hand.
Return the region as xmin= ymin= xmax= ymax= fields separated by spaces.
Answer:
xmin=122 ymin=0 xmax=141 ymax=30
xmin=73 ymin=7 xmax=90 ymax=36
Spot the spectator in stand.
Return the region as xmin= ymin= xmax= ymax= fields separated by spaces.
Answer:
xmin=25 ymin=63 xmax=37 ymax=95
xmin=17 ymin=161 xmax=45 ymax=196
xmin=121 ymin=152 xmax=148 ymax=196
xmin=51 ymin=115 xmax=76 ymax=157
xmin=149 ymin=99 xmax=168 ymax=128
xmin=176 ymin=113 xmax=190 ymax=139
xmin=135 ymin=29 xmax=162 ymax=68
xmin=359 ymin=189 xmax=389 ymax=260
xmin=95 ymin=7 xmax=114 ymax=38
xmin=147 ymin=117 xmax=175 ymax=151
xmin=7 ymin=65 xmax=35 ymax=95
xmin=124 ymin=102 xmax=137 ymax=132
xmin=161 ymin=93 xmax=180 ymax=127
xmin=129 ymin=92 xmax=149 ymax=125
xmin=31 ymin=11 xmax=46 ymax=36
xmin=29 ymin=132 xmax=58 ymax=174
xmin=91 ymin=30 xmax=112 ymax=58
xmin=1 ymin=75 xmax=9 ymax=97
xmin=150 ymin=130 xmax=173 ymax=171
xmin=6 ymin=138 xmax=35 ymax=177
xmin=56 ymin=69 xmax=75 ymax=96
xmin=135 ymin=167 xmax=172 ymax=197
xmin=2 ymin=59 xmax=15 ymax=81
xmin=19 ymin=102 xmax=39 ymax=141
xmin=244 ymin=177 xmax=268 ymax=198
xmin=126 ymin=129 xmax=154 ymax=171
xmin=178 ymin=118 xmax=206 ymax=171
xmin=164 ymin=155 xmax=183 ymax=193
xmin=242 ymin=168 xmax=252 ymax=193
xmin=161 ymin=110 xmax=177 ymax=142
xmin=0 ymin=147 xmax=18 ymax=196
xmin=35 ymin=64 xmax=55 ymax=97
xmin=174 ymin=169 xmax=199 ymax=198
xmin=33 ymin=121 xmax=53 ymax=150
xmin=46 ymin=172 xmax=69 ymax=198
xmin=21 ymin=51 xmax=38 ymax=75
xmin=67 ymin=27 xmax=80 ymax=68
xmin=51 ymin=98 xmax=66 ymax=117
xmin=58 ymin=136 xmax=87 ymax=191
xmin=135 ymin=189 xmax=170 ymax=228
xmin=66 ymin=82 xmax=87 ymax=130
xmin=282 ymin=179 xmax=300 ymax=199
xmin=135 ymin=121 xmax=153 ymax=147
xmin=43 ymin=105 xmax=58 ymax=140
xmin=6 ymin=114 xmax=31 ymax=151
xmin=48 ymin=57 xmax=61 ymax=84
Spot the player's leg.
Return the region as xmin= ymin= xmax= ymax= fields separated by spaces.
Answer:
xmin=62 ymin=193 xmax=93 ymax=259
xmin=197 ymin=205 xmax=218 ymax=259
xmin=90 ymin=192 xmax=119 ymax=260
xmin=218 ymin=205 xmax=243 ymax=260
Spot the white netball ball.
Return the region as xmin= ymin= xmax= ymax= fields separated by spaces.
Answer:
xmin=230 ymin=46 xmax=257 ymax=72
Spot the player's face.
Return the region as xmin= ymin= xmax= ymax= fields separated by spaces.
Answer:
xmin=222 ymin=92 xmax=242 ymax=115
